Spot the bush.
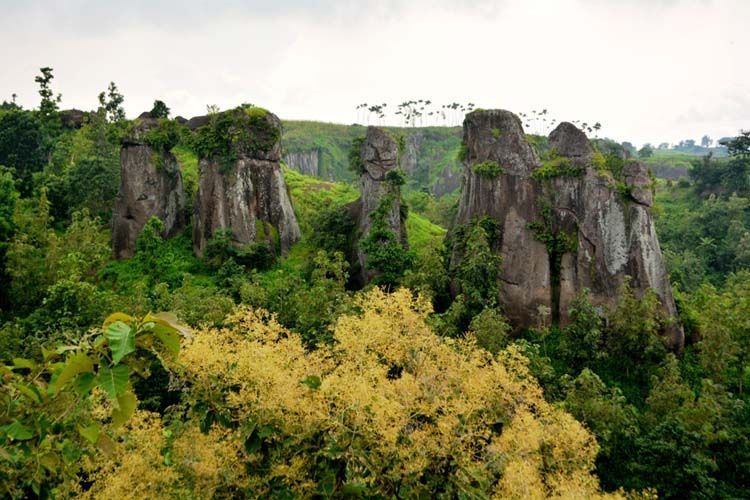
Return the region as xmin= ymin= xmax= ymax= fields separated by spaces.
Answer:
xmin=467 ymin=307 xmax=511 ymax=354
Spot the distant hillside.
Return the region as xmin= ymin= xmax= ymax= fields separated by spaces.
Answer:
xmin=281 ymin=121 xmax=463 ymax=196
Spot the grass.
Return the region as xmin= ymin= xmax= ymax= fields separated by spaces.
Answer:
xmin=407 ymin=211 xmax=446 ymax=254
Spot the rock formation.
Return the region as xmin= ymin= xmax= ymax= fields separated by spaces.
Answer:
xmin=60 ymin=109 xmax=88 ymax=129
xmin=191 ymin=107 xmax=300 ymax=257
xmin=350 ymin=126 xmax=408 ymax=287
xmin=284 ymin=150 xmax=319 ymax=176
xmin=112 ymin=115 xmax=186 ymax=259
xmin=449 ymin=110 xmax=683 ymax=349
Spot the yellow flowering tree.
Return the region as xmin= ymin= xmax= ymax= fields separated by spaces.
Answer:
xmin=87 ymin=288 xmax=622 ymax=498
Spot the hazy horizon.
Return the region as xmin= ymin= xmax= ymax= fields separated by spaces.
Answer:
xmin=1 ymin=0 xmax=747 ymax=146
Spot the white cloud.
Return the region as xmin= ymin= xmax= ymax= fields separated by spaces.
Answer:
xmin=1 ymin=0 xmax=747 ymax=145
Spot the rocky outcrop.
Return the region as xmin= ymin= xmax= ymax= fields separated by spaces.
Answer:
xmin=400 ymin=133 xmax=422 ymax=177
xmin=350 ymin=126 xmax=408 ymax=287
xmin=60 ymin=109 xmax=89 ymax=129
xmin=450 ymin=110 xmax=683 ymax=349
xmin=112 ymin=116 xmax=186 ymax=259
xmin=284 ymin=150 xmax=319 ymax=176
xmin=192 ymin=107 xmax=300 ymax=257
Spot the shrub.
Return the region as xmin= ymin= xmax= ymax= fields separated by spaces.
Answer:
xmin=471 ymin=160 xmax=504 ymax=178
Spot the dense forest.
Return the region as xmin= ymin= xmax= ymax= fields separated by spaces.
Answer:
xmin=2 ymin=68 xmax=750 ymax=499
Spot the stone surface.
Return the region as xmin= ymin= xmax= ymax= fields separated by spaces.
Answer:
xmin=350 ymin=126 xmax=408 ymax=286
xmin=112 ymin=116 xmax=186 ymax=259
xmin=284 ymin=150 xmax=319 ymax=176
xmin=60 ymin=109 xmax=88 ymax=129
xmin=192 ymin=109 xmax=300 ymax=257
xmin=186 ymin=114 xmax=210 ymax=131
xmin=450 ymin=111 xmax=683 ymax=349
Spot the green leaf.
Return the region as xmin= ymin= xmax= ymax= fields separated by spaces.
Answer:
xmin=153 ymin=324 xmax=180 ymax=354
xmin=39 ymin=452 xmax=58 ymax=471
xmin=14 ymin=382 xmax=42 ymax=404
xmin=106 ymin=321 xmax=135 ymax=364
xmin=146 ymin=312 xmax=191 ymax=337
xmin=78 ymin=424 xmax=100 ymax=444
xmin=76 ymin=372 xmax=96 ymax=395
xmin=111 ymin=390 xmax=137 ymax=428
xmin=3 ymin=420 xmax=33 ymax=441
xmin=301 ymin=375 xmax=322 ymax=390
xmin=52 ymin=352 xmax=94 ymax=394
xmin=97 ymin=364 xmax=130 ymax=399
xmin=12 ymin=358 xmax=35 ymax=370
xmin=103 ymin=312 xmax=133 ymax=328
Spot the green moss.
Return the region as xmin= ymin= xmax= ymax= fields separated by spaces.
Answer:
xmin=491 ymin=128 xmax=501 ymax=138
xmin=457 ymin=143 xmax=470 ymax=162
xmin=472 ymin=160 xmax=504 ymax=178
xmin=244 ymin=106 xmax=269 ymax=119
xmin=532 ymin=153 xmax=584 ymax=181
xmin=189 ymin=105 xmax=279 ymax=165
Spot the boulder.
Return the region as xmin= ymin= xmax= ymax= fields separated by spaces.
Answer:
xmin=192 ymin=107 xmax=300 ymax=257
xmin=112 ymin=116 xmax=186 ymax=259
xmin=449 ymin=111 xmax=683 ymax=349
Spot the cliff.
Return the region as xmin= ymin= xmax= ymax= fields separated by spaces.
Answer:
xmin=112 ymin=114 xmax=186 ymax=259
xmin=191 ymin=107 xmax=300 ymax=257
xmin=350 ymin=126 xmax=409 ymax=286
xmin=449 ymin=110 xmax=683 ymax=349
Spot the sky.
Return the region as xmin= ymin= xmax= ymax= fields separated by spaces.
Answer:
xmin=1 ymin=0 xmax=747 ymax=146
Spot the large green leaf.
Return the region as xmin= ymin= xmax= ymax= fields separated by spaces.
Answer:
xmin=153 ymin=324 xmax=180 ymax=354
xmin=111 ymin=390 xmax=137 ymax=428
xmin=78 ymin=424 xmax=100 ymax=444
xmin=106 ymin=321 xmax=135 ymax=364
xmin=52 ymin=352 xmax=94 ymax=394
xmin=12 ymin=358 xmax=36 ymax=370
xmin=97 ymin=364 xmax=130 ymax=399
xmin=3 ymin=420 xmax=33 ymax=441
xmin=146 ymin=312 xmax=191 ymax=337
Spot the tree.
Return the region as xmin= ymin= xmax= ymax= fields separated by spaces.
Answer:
xmin=0 ymin=166 xmax=19 ymax=308
xmin=150 ymin=99 xmax=170 ymax=119
xmin=0 ymin=110 xmax=45 ymax=194
xmin=701 ymin=135 xmax=713 ymax=148
xmin=98 ymin=81 xmax=125 ymax=123
xmin=638 ymin=144 xmax=653 ymax=158
xmin=34 ymin=66 xmax=60 ymax=119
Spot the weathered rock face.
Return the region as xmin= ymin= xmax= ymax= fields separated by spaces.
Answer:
xmin=400 ymin=133 xmax=423 ymax=177
xmin=284 ymin=150 xmax=319 ymax=176
xmin=60 ymin=109 xmax=89 ymax=129
xmin=112 ymin=117 xmax=185 ymax=259
xmin=350 ymin=126 xmax=408 ymax=287
xmin=451 ymin=110 xmax=550 ymax=329
xmin=192 ymin=109 xmax=300 ymax=257
xmin=450 ymin=110 xmax=683 ymax=349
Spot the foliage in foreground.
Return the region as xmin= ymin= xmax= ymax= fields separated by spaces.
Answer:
xmin=3 ymin=289 xmax=628 ymax=498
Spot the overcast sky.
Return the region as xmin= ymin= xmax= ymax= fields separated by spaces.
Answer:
xmin=1 ymin=0 xmax=747 ymax=145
